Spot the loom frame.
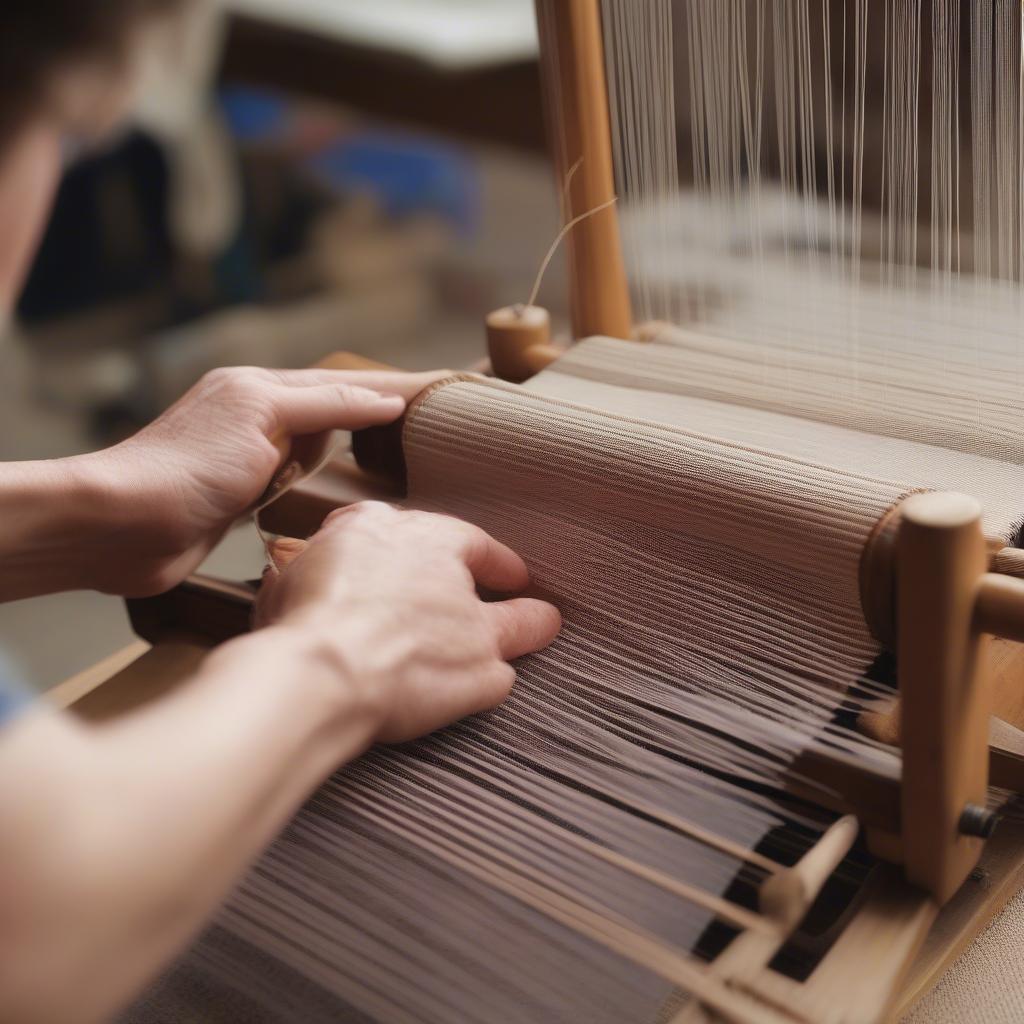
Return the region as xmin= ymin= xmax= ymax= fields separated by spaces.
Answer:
xmin=256 ymin=0 xmax=1024 ymax=1005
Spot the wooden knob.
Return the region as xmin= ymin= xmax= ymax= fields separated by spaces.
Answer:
xmin=486 ymin=305 xmax=562 ymax=383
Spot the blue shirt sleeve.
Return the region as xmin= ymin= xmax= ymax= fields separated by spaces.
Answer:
xmin=0 ymin=653 xmax=30 ymax=730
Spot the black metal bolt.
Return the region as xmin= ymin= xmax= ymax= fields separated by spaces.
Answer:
xmin=959 ymin=804 xmax=999 ymax=839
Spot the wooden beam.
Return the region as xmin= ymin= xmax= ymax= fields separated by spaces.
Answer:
xmin=535 ymin=0 xmax=633 ymax=340
xmin=898 ymin=493 xmax=992 ymax=903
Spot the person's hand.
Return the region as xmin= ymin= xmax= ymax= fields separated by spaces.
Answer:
xmin=254 ymin=502 xmax=562 ymax=744
xmin=80 ymin=366 xmax=448 ymax=597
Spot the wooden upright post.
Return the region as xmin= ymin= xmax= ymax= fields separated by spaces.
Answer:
xmin=898 ymin=493 xmax=992 ymax=903
xmin=535 ymin=0 xmax=633 ymax=341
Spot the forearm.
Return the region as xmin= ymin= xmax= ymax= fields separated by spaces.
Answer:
xmin=0 ymin=625 xmax=376 ymax=1024
xmin=0 ymin=456 xmax=115 ymax=602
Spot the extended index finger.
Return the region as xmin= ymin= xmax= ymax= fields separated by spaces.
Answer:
xmin=486 ymin=598 xmax=563 ymax=661
xmin=266 ymin=368 xmax=453 ymax=402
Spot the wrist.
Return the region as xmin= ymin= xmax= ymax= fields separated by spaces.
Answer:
xmin=0 ymin=454 xmax=120 ymax=600
xmin=204 ymin=623 xmax=384 ymax=760
xmin=62 ymin=445 xmax=197 ymax=597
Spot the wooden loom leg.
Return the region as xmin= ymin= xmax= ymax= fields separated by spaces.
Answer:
xmin=896 ymin=493 xmax=992 ymax=903
xmin=534 ymin=0 xmax=633 ymax=341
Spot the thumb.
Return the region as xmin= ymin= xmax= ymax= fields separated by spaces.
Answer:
xmin=274 ymin=383 xmax=406 ymax=436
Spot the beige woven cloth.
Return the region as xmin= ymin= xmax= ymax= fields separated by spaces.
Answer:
xmin=905 ymin=890 xmax=1024 ymax=1023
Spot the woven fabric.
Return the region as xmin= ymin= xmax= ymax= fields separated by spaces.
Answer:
xmin=537 ymin=335 xmax=1024 ymax=544
xmin=905 ymin=890 xmax=1024 ymax=1023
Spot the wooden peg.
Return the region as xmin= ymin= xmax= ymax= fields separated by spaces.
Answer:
xmin=975 ymin=573 xmax=1024 ymax=644
xmin=859 ymin=502 xmax=1006 ymax=648
xmin=666 ymin=816 xmax=860 ymax=1024
xmin=487 ymin=305 xmax=563 ymax=382
xmin=760 ymin=815 xmax=861 ymax=930
xmin=898 ymin=492 xmax=991 ymax=903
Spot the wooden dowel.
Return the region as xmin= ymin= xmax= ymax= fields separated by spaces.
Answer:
xmin=759 ymin=815 xmax=860 ymax=929
xmin=976 ymin=573 xmax=1024 ymax=644
xmin=859 ymin=504 xmax=1011 ymax=647
xmin=898 ymin=492 xmax=991 ymax=903
xmin=666 ymin=815 xmax=860 ymax=1024
xmin=535 ymin=0 xmax=633 ymax=341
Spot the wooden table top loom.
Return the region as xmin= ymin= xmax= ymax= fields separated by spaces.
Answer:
xmin=59 ymin=2 xmax=1024 ymax=1021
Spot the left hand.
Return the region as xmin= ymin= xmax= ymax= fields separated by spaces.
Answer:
xmin=80 ymin=366 xmax=447 ymax=597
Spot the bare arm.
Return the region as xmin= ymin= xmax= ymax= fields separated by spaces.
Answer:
xmin=0 ymin=504 xmax=561 ymax=1024
xmin=0 ymin=626 xmax=373 ymax=1024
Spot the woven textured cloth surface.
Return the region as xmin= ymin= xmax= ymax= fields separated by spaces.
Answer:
xmin=905 ymin=889 xmax=1024 ymax=1023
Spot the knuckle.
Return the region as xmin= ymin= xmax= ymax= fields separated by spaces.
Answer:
xmin=484 ymin=663 xmax=517 ymax=705
xmin=458 ymin=525 xmax=490 ymax=562
xmin=201 ymin=365 xmax=252 ymax=387
xmin=198 ymin=366 xmax=233 ymax=388
xmin=349 ymin=500 xmax=396 ymax=524
xmin=200 ymin=366 xmax=267 ymax=403
xmin=332 ymin=383 xmax=365 ymax=409
xmin=359 ymin=500 xmax=397 ymax=516
xmin=321 ymin=505 xmax=358 ymax=530
xmin=322 ymin=500 xmax=395 ymax=532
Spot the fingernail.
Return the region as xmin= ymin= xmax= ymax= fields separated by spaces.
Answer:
xmin=373 ymin=392 xmax=406 ymax=408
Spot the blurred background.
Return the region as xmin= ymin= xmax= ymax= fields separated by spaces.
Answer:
xmin=0 ymin=0 xmax=569 ymax=690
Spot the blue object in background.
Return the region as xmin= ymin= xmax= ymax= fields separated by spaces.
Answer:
xmin=308 ymin=134 xmax=480 ymax=236
xmin=220 ymin=86 xmax=292 ymax=144
xmin=220 ymin=86 xmax=480 ymax=236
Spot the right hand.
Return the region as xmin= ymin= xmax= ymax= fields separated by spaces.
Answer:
xmin=255 ymin=502 xmax=562 ymax=744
